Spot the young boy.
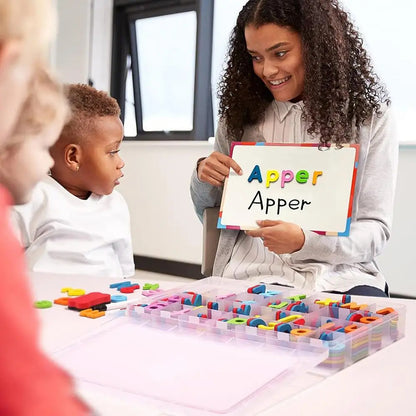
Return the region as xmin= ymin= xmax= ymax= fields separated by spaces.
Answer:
xmin=12 ymin=84 xmax=135 ymax=278
xmin=0 ymin=1 xmax=89 ymax=414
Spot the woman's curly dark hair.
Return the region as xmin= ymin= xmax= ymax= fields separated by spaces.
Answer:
xmin=218 ymin=0 xmax=390 ymax=145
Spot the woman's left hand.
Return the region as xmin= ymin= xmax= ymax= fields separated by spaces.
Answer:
xmin=245 ymin=220 xmax=305 ymax=254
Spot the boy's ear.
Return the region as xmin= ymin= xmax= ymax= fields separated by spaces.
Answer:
xmin=64 ymin=144 xmax=82 ymax=172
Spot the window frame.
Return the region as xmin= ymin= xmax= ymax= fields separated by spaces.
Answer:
xmin=111 ymin=0 xmax=214 ymax=141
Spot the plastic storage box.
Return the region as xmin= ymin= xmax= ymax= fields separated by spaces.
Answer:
xmin=54 ymin=277 xmax=406 ymax=415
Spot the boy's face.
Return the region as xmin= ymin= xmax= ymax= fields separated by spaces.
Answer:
xmin=0 ymin=122 xmax=60 ymax=204
xmin=77 ymin=116 xmax=125 ymax=196
xmin=0 ymin=42 xmax=34 ymax=146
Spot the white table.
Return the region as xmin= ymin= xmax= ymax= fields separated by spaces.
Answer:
xmin=30 ymin=271 xmax=190 ymax=354
xmin=31 ymin=272 xmax=416 ymax=416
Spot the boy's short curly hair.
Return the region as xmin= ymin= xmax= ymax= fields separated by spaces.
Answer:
xmin=60 ymin=84 xmax=121 ymax=144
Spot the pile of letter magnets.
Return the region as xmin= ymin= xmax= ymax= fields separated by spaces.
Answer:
xmin=128 ymin=281 xmax=405 ymax=372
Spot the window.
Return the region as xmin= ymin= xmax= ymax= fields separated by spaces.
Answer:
xmin=111 ymin=0 xmax=214 ymax=140
xmin=124 ymin=55 xmax=137 ymax=137
xmin=135 ymin=12 xmax=196 ymax=132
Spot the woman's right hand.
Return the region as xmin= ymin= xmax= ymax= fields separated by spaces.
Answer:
xmin=197 ymin=151 xmax=243 ymax=187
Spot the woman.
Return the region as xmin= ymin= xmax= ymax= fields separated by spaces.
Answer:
xmin=190 ymin=0 xmax=397 ymax=296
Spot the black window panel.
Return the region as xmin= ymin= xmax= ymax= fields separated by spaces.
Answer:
xmin=111 ymin=0 xmax=214 ymax=140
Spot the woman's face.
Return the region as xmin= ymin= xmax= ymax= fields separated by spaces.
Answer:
xmin=245 ymin=23 xmax=305 ymax=102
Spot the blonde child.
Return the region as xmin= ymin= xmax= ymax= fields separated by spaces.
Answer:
xmin=0 ymin=0 xmax=55 ymax=144
xmin=0 ymin=70 xmax=69 ymax=204
xmin=12 ymin=84 xmax=135 ymax=278
xmin=0 ymin=1 xmax=90 ymax=411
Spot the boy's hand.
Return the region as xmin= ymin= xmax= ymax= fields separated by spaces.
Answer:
xmin=246 ymin=220 xmax=305 ymax=254
xmin=197 ymin=151 xmax=242 ymax=187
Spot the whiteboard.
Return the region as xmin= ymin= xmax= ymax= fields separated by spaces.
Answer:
xmin=219 ymin=143 xmax=359 ymax=235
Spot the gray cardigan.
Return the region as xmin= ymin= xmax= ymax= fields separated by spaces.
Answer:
xmin=190 ymin=101 xmax=397 ymax=291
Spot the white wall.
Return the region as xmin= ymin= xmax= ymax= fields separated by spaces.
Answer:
xmin=377 ymin=147 xmax=416 ymax=296
xmin=117 ymin=141 xmax=213 ymax=264
xmin=89 ymin=0 xmax=113 ymax=91
xmin=53 ymin=0 xmax=92 ymax=84
xmin=54 ymin=0 xmax=416 ymax=295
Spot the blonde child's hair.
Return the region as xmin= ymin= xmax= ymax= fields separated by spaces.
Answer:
xmin=59 ymin=84 xmax=121 ymax=145
xmin=0 ymin=0 xmax=56 ymax=59
xmin=8 ymin=68 xmax=70 ymax=148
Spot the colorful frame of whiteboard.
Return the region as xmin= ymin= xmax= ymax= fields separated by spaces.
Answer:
xmin=217 ymin=142 xmax=360 ymax=236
